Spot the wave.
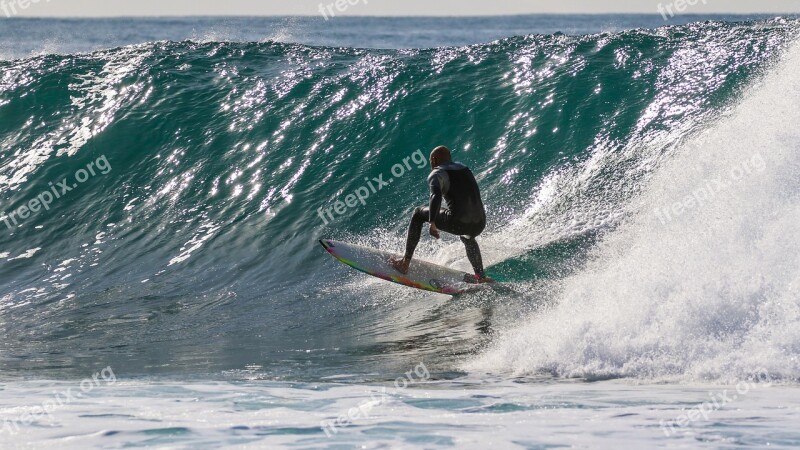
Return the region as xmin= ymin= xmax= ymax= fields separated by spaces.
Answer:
xmin=0 ymin=19 xmax=798 ymax=380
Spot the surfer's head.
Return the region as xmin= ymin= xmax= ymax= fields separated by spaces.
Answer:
xmin=430 ymin=145 xmax=452 ymax=168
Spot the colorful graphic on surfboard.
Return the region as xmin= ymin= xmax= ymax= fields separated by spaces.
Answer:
xmin=319 ymin=239 xmax=483 ymax=295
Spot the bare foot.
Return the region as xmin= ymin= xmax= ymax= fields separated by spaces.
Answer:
xmin=389 ymin=256 xmax=410 ymax=274
xmin=464 ymin=274 xmax=495 ymax=284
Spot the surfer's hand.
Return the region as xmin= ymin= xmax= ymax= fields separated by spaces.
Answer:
xmin=429 ymin=223 xmax=440 ymax=239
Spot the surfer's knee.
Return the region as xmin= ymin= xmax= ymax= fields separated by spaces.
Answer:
xmin=412 ymin=206 xmax=427 ymax=223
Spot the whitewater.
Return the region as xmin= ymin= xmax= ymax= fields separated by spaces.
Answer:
xmin=1 ymin=16 xmax=800 ymax=449
xmin=470 ymin=28 xmax=800 ymax=384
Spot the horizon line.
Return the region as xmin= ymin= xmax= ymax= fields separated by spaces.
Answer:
xmin=3 ymin=12 xmax=799 ymax=19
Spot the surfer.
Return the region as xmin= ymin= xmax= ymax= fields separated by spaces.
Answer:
xmin=390 ymin=146 xmax=494 ymax=283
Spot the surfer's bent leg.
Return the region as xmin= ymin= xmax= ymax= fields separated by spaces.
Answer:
xmin=404 ymin=206 xmax=455 ymax=259
xmin=404 ymin=206 xmax=430 ymax=260
xmin=460 ymin=236 xmax=485 ymax=277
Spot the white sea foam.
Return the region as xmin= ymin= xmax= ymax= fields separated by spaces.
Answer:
xmin=1 ymin=379 xmax=798 ymax=448
xmin=467 ymin=38 xmax=800 ymax=382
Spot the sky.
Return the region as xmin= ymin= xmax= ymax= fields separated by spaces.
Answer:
xmin=4 ymin=0 xmax=800 ymax=17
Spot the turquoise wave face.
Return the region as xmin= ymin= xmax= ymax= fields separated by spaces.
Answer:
xmin=0 ymin=19 xmax=797 ymax=380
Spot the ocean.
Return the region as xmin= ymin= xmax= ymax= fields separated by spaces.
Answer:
xmin=1 ymin=14 xmax=800 ymax=449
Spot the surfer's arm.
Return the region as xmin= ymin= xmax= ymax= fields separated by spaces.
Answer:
xmin=427 ymin=170 xmax=448 ymax=223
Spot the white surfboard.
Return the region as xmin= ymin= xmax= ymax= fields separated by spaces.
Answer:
xmin=319 ymin=239 xmax=482 ymax=295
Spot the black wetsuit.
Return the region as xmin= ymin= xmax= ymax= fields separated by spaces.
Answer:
xmin=404 ymin=161 xmax=487 ymax=275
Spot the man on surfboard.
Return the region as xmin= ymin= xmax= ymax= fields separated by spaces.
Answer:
xmin=390 ymin=146 xmax=494 ymax=284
